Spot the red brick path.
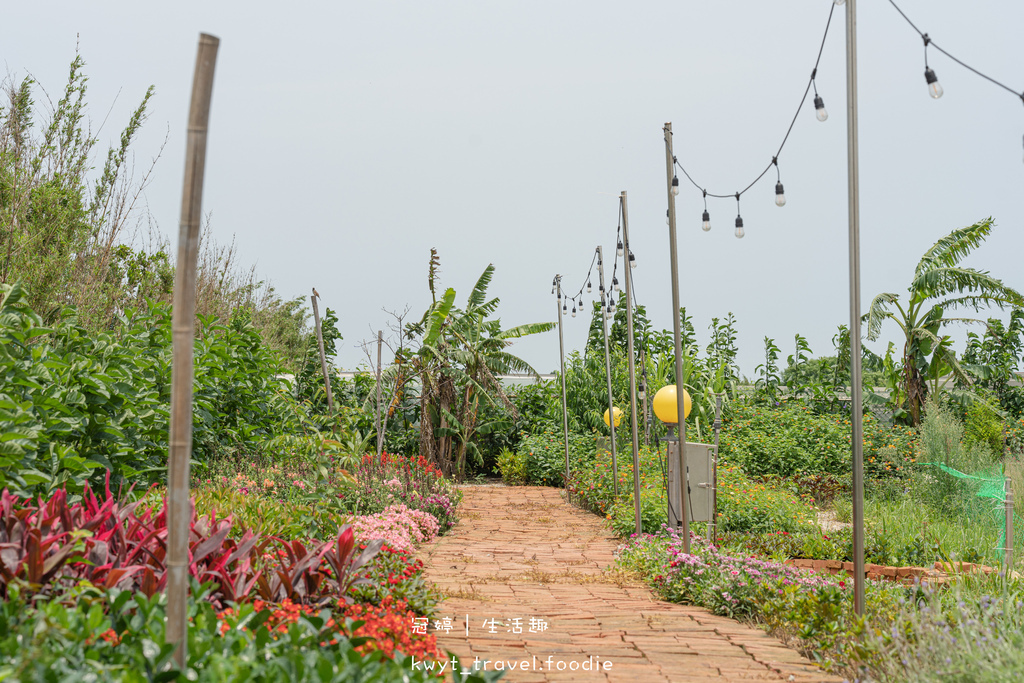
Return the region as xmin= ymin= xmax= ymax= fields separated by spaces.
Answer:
xmin=420 ymin=485 xmax=842 ymax=682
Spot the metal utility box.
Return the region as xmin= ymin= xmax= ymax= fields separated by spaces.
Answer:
xmin=667 ymin=440 xmax=715 ymax=526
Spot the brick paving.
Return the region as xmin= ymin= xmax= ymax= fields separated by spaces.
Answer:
xmin=420 ymin=485 xmax=843 ymax=682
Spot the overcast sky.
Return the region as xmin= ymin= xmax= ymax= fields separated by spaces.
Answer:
xmin=5 ymin=1 xmax=1022 ymax=376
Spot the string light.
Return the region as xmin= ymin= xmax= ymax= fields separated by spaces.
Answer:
xmin=888 ymin=0 xmax=1023 ymax=158
xmin=734 ymin=193 xmax=744 ymax=239
xmin=616 ymin=239 xmax=624 ymax=257
xmin=673 ymin=3 xmax=837 ymax=222
xmin=571 ymin=305 xmax=576 ymax=318
xmin=701 ymin=190 xmax=711 ymax=232
xmin=773 ymin=157 xmax=786 ymax=208
xmin=671 ymin=175 xmax=680 ymax=196
xmin=629 ymin=251 xmax=636 ymax=269
xmin=811 ymin=67 xmax=828 ymax=122
xmin=587 ymin=280 xmax=592 ymax=293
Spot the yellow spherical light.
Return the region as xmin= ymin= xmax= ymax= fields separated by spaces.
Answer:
xmin=603 ymin=406 xmax=623 ymax=428
xmin=652 ymin=384 xmax=692 ymax=424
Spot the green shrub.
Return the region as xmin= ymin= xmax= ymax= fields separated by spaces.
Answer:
xmin=495 ymin=447 xmax=527 ymax=485
xmin=963 ymin=400 xmax=1004 ymax=458
xmin=719 ymin=401 xmax=917 ymax=479
xmin=716 ymin=466 xmax=816 ymax=534
xmin=516 ymin=429 xmax=597 ymax=486
xmin=608 ymin=488 xmax=666 ymax=536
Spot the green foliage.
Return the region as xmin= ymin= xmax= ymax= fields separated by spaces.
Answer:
xmin=0 ymin=585 xmax=502 ymax=682
xmin=754 ymin=336 xmax=782 ymax=403
xmin=0 ymin=284 xmax=302 ymax=496
xmin=495 ymin=447 xmax=527 ymax=485
xmin=515 ymin=429 xmax=597 ymax=487
xmin=719 ymin=401 xmax=917 ymax=479
xmin=716 ymin=466 xmax=816 ymax=534
xmin=866 ymin=219 xmax=1024 ymax=425
xmin=963 ymin=400 xmax=1005 ymax=457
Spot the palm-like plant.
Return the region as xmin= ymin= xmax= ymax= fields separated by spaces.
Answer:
xmin=404 ymin=252 xmax=553 ymax=479
xmin=866 ymin=219 xmax=1024 ymax=425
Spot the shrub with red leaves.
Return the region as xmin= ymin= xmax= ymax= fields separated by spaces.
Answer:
xmin=0 ymin=474 xmax=381 ymax=607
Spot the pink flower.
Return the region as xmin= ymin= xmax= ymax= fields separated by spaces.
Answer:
xmin=293 ymin=480 xmax=306 ymax=489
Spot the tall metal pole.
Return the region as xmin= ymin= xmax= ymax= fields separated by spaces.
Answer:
xmin=844 ymin=0 xmax=866 ymax=616
xmin=555 ymin=275 xmax=571 ymax=497
xmin=664 ymin=122 xmax=691 ymax=554
xmin=620 ymin=192 xmax=643 ymax=536
xmin=376 ymin=330 xmax=383 ymax=457
xmin=167 ymin=32 xmax=219 ymax=668
xmin=596 ymin=247 xmax=619 ymax=498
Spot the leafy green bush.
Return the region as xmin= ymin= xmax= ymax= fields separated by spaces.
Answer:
xmin=963 ymin=400 xmax=1004 ymax=458
xmin=0 ymin=285 xmax=303 ymax=496
xmin=716 ymin=466 xmax=816 ymax=534
xmin=495 ymin=447 xmax=527 ymax=485
xmin=516 ymin=429 xmax=598 ymax=486
xmin=608 ymin=488 xmax=667 ymax=536
xmin=720 ymin=401 xmax=917 ymax=478
xmin=0 ymin=584 xmax=501 ymax=682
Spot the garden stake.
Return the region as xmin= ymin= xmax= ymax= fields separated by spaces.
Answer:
xmin=596 ymin=246 xmax=619 ymax=498
xmin=311 ymin=289 xmax=335 ymax=413
xmin=376 ymin=329 xmax=383 ymax=457
xmin=167 ymin=32 xmax=218 ymax=667
xmin=1006 ymin=477 xmax=1014 ymax=570
xmin=843 ymin=0 xmax=867 ymax=616
xmin=621 ymin=191 xmax=643 ymax=536
xmin=663 ymin=122 xmax=691 ymax=554
xmin=555 ymin=275 xmax=571 ymax=501
xmin=710 ymin=392 xmax=722 ymax=542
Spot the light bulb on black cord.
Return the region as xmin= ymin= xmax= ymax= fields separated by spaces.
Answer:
xmin=671 ymin=176 xmax=680 ymax=196
xmin=616 ymin=239 xmax=623 ymax=257
xmin=551 ymin=280 xmax=556 ymax=295
xmin=612 ymin=276 xmax=618 ymax=289
xmin=775 ymin=181 xmax=786 ymax=207
xmin=814 ymin=95 xmax=828 ymax=121
xmin=734 ymin=192 xmax=744 ymax=239
xmin=925 ymin=66 xmax=943 ymax=99
xmin=587 ymin=280 xmax=592 ymax=293
xmin=571 ymin=306 xmax=576 ymax=318
xmin=702 ymin=210 xmax=711 ymax=232
xmin=563 ymin=302 xmax=567 ymax=313
xmin=629 ymin=252 xmax=636 ymax=269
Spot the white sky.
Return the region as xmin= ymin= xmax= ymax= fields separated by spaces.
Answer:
xmin=5 ymin=1 xmax=1023 ymax=376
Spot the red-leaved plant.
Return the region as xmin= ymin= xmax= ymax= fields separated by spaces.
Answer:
xmin=0 ymin=473 xmax=381 ymax=607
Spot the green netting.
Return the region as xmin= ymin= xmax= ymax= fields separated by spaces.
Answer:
xmin=921 ymin=461 xmax=1021 ymax=564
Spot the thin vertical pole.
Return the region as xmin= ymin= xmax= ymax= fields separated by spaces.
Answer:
xmin=376 ymin=330 xmax=383 ymax=457
xmin=1006 ymin=477 xmax=1015 ymax=570
xmin=844 ymin=0 xmax=866 ymax=616
xmin=710 ymin=393 xmax=723 ymax=542
xmin=664 ymin=122 xmax=691 ymax=553
xmin=311 ymin=292 xmax=335 ymax=413
xmin=621 ymin=192 xmax=642 ymax=536
xmin=556 ymin=276 xmax=571 ymax=496
xmin=167 ymin=32 xmax=219 ymax=668
xmin=596 ymin=247 xmax=619 ymax=498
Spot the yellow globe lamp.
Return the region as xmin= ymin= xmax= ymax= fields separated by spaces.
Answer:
xmin=603 ymin=406 xmax=623 ymax=428
xmin=652 ymin=384 xmax=692 ymax=424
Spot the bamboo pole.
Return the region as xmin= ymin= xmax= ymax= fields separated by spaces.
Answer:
xmin=167 ymin=32 xmax=219 ymax=668
xmin=311 ymin=289 xmax=335 ymax=413
xmin=376 ymin=330 xmax=384 ymax=456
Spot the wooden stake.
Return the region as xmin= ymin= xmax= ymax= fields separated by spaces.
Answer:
xmin=311 ymin=289 xmax=335 ymax=413
xmin=167 ymin=32 xmax=219 ymax=668
xmin=376 ymin=330 xmax=384 ymax=456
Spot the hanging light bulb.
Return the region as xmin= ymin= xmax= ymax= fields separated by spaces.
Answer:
xmin=814 ymin=95 xmax=828 ymax=121
xmin=775 ymin=181 xmax=786 ymax=207
xmin=551 ymin=279 xmax=556 ymax=295
xmin=925 ymin=67 xmax=943 ymax=99
xmin=735 ymin=215 xmax=745 ymax=239
xmin=612 ymin=276 xmax=618 ymax=288
xmin=587 ymin=280 xmax=592 ymax=293
xmin=571 ymin=306 xmax=577 ymax=318
xmin=563 ymin=302 xmax=567 ymax=313
xmin=629 ymin=252 xmax=636 ymax=269
xmin=701 ymin=210 xmax=711 ymax=232
xmin=616 ymin=239 xmax=624 ymax=257
xmin=671 ymin=176 xmax=680 ymax=196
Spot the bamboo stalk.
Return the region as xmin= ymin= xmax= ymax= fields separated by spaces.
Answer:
xmin=167 ymin=32 xmax=219 ymax=668
xmin=311 ymin=289 xmax=335 ymax=413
